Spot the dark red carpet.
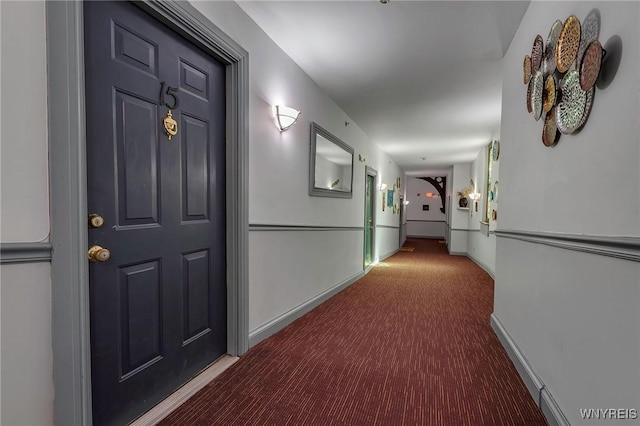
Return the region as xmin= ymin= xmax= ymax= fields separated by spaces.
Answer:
xmin=160 ymin=238 xmax=547 ymax=425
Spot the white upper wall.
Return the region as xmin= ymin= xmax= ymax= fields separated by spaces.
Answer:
xmin=191 ymin=1 xmax=403 ymax=228
xmin=499 ymin=1 xmax=640 ymax=237
xmin=1 ymin=3 xmax=54 ymax=425
xmin=406 ymin=177 xmax=446 ymax=221
xmin=0 ymin=0 xmax=49 ymax=243
xmin=495 ymin=2 xmax=640 ymax=423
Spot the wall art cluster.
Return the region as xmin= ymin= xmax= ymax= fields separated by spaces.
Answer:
xmin=524 ymin=9 xmax=605 ymax=147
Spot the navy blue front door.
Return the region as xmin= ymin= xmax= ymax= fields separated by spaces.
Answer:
xmin=84 ymin=2 xmax=227 ymax=424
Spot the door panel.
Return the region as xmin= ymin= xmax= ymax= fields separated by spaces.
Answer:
xmin=182 ymin=249 xmax=211 ymax=343
xmin=119 ymin=260 xmax=162 ymax=377
xmin=84 ymin=2 xmax=226 ymax=425
xmin=113 ymin=23 xmax=159 ymax=77
xmin=181 ymin=115 xmax=210 ymax=220
xmin=115 ymin=91 xmax=160 ymax=226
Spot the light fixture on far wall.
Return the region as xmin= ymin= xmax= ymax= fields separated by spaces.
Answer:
xmin=379 ymin=183 xmax=387 ymax=191
xmin=273 ymin=105 xmax=301 ymax=131
xmin=468 ymin=192 xmax=481 ymax=201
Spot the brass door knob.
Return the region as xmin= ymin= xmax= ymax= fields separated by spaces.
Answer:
xmin=88 ymin=214 xmax=105 ymax=228
xmin=88 ymin=245 xmax=111 ymax=263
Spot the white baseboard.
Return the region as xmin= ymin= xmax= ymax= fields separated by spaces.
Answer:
xmin=248 ymin=271 xmax=365 ymax=347
xmin=466 ymin=252 xmax=495 ymax=279
xmin=379 ymin=248 xmax=400 ymax=262
xmin=541 ymin=387 xmax=570 ymax=426
xmin=490 ymin=314 xmax=569 ymax=426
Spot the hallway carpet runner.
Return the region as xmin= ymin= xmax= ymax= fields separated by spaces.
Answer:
xmin=160 ymin=239 xmax=547 ymax=425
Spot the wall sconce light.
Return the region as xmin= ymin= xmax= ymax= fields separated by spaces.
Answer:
xmin=379 ymin=183 xmax=387 ymax=191
xmin=273 ymin=105 xmax=301 ymax=131
xmin=468 ymin=192 xmax=481 ymax=201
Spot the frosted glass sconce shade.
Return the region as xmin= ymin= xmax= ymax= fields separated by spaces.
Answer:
xmin=468 ymin=192 xmax=481 ymax=201
xmin=274 ymin=105 xmax=301 ymax=131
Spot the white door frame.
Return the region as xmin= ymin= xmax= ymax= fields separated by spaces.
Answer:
xmin=46 ymin=2 xmax=250 ymax=424
xmin=364 ymin=166 xmax=378 ymax=271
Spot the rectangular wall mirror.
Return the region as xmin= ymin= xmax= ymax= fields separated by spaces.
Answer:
xmin=309 ymin=122 xmax=354 ymax=198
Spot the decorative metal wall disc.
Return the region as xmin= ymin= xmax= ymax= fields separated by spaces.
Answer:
xmin=579 ymin=40 xmax=603 ymax=91
xmin=576 ymin=86 xmax=595 ymax=131
xmin=522 ymin=11 xmax=605 ymax=146
xmin=542 ymin=106 xmax=559 ymax=147
xmin=526 ymin=78 xmax=533 ymax=113
xmin=577 ymin=9 xmax=601 ymax=68
xmin=543 ymin=20 xmax=563 ymax=75
xmin=523 ymin=55 xmax=532 ymax=84
xmin=531 ymin=35 xmax=544 ymax=72
xmin=531 ymin=71 xmax=544 ymax=121
xmin=556 ymin=70 xmax=587 ymax=134
xmin=542 ymin=74 xmax=556 ymax=113
xmin=556 ymin=16 xmax=581 ymax=73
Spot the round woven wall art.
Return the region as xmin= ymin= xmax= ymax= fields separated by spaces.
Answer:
xmin=577 ymin=9 xmax=601 ymax=68
xmin=542 ymin=106 xmax=559 ymax=147
xmin=543 ymin=20 xmax=563 ymax=76
xmin=523 ymin=10 xmax=610 ymax=148
xmin=576 ymin=86 xmax=595 ymax=131
xmin=531 ymin=35 xmax=544 ymax=72
xmin=531 ymin=71 xmax=544 ymax=121
xmin=543 ymin=74 xmax=556 ymax=113
xmin=556 ymin=70 xmax=587 ymax=134
xmin=523 ymin=55 xmax=532 ymax=84
xmin=526 ymin=78 xmax=533 ymax=113
xmin=556 ymin=15 xmax=581 ymax=73
xmin=580 ymin=39 xmax=603 ymax=91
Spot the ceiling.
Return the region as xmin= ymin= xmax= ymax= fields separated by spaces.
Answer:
xmin=237 ymin=0 xmax=530 ymax=175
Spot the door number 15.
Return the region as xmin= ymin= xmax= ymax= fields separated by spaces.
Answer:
xmin=159 ymin=81 xmax=180 ymax=109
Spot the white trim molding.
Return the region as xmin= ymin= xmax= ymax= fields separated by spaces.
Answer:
xmin=496 ymin=229 xmax=640 ymax=262
xmin=249 ymin=224 xmax=364 ymax=232
xmin=0 ymin=242 xmax=52 ymax=264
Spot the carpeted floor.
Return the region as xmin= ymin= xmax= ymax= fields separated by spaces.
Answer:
xmin=160 ymin=238 xmax=547 ymax=425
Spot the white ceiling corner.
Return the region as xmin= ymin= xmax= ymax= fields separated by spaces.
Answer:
xmin=237 ymin=0 xmax=530 ymax=173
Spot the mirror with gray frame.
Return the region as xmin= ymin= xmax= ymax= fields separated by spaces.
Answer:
xmin=309 ymin=122 xmax=354 ymax=198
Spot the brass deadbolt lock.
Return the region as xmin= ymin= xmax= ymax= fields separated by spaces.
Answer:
xmin=88 ymin=245 xmax=111 ymax=263
xmin=89 ymin=214 xmax=105 ymax=228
